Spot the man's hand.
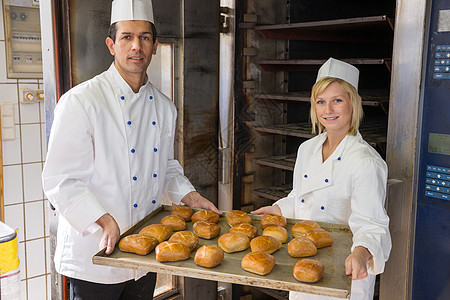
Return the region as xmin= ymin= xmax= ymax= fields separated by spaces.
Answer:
xmin=345 ymin=246 xmax=372 ymax=280
xmin=96 ymin=213 xmax=120 ymax=255
xmin=181 ymin=191 xmax=222 ymax=215
xmin=251 ymin=204 xmax=282 ymax=216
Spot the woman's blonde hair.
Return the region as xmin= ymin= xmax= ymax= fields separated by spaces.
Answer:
xmin=310 ymin=77 xmax=363 ymax=136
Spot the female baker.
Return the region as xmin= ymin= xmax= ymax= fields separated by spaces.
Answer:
xmin=252 ymin=58 xmax=391 ymax=300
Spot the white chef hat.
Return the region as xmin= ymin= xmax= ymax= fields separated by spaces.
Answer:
xmin=316 ymin=58 xmax=359 ymax=90
xmin=110 ymin=0 xmax=154 ymax=25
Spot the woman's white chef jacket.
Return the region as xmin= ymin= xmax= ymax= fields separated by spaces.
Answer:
xmin=42 ymin=63 xmax=196 ymax=284
xmin=275 ymin=132 xmax=391 ymax=300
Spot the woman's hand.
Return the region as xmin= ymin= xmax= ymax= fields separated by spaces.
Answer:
xmin=251 ymin=204 xmax=282 ymax=215
xmin=181 ymin=191 xmax=222 ymax=215
xmin=96 ymin=213 xmax=120 ymax=255
xmin=345 ymin=246 xmax=373 ymax=280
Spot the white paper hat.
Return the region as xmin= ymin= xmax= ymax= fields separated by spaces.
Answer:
xmin=110 ymin=0 xmax=154 ymax=24
xmin=316 ymin=58 xmax=359 ymax=90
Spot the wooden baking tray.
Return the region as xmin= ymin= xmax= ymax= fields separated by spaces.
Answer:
xmin=93 ymin=205 xmax=352 ymax=298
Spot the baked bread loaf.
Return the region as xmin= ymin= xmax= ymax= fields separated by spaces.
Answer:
xmin=139 ymin=224 xmax=173 ymax=243
xmin=229 ymin=223 xmax=258 ymax=239
xmin=191 ymin=210 xmax=220 ymax=223
xmin=263 ymin=225 xmax=288 ymax=243
xmin=160 ymin=215 xmax=186 ymax=231
xmin=193 ymin=221 xmax=221 ymax=239
xmin=168 ymin=231 xmax=199 ymax=252
xmin=250 ymin=235 xmax=281 ymax=254
xmin=155 ymin=241 xmax=190 ymax=262
xmin=171 ymin=204 xmax=193 ymax=221
xmin=292 ymin=220 xmax=321 ymax=237
xmin=293 ymin=259 xmax=325 ymax=283
xmin=241 ymin=252 xmax=276 ymax=276
xmin=304 ymin=228 xmax=333 ymax=248
xmin=226 ymin=210 xmax=252 ymax=227
xmin=288 ymin=237 xmax=318 ymax=257
xmin=194 ymin=245 xmax=224 ymax=268
xmin=118 ymin=234 xmax=158 ymax=255
xmin=260 ymin=214 xmax=287 ymax=229
xmin=218 ymin=232 xmax=250 ymax=253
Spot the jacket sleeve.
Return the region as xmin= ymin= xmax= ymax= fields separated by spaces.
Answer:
xmin=161 ymin=105 xmax=196 ymax=204
xmin=349 ymin=157 xmax=392 ymax=275
xmin=42 ymin=95 xmax=107 ymax=236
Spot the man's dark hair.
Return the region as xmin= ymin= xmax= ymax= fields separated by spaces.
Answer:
xmin=108 ymin=22 xmax=157 ymax=43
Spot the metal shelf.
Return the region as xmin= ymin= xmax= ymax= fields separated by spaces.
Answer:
xmin=252 ymin=185 xmax=292 ymax=201
xmin=256 ymin=58 xmax=391 ymax=72
xmin=255 ymin=15 xmax=394 ymax=43
xmin=254 ymin=90 xmax=389 ymax=107
xmin=253 ymin=153 xmax=297 ymax=171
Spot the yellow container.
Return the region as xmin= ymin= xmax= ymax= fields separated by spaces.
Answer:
xmin=0 ymin=221 xmax=19 ymax=275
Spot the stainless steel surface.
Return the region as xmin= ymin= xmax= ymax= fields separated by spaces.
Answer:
xmin=381 ymin=0 xmax=428 ymax=299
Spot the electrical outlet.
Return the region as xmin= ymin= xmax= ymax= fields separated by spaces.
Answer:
xmin=21 ymin=89 xmax=35 ymax=103
xmin=36 ymin=89 xmax=44 ymax=102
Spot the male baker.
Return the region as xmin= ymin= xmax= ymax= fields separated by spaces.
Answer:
xmin=42 ymin=0 xmax=220 ymax=298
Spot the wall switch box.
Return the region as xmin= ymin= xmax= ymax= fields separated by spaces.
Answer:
xmin=1 ymin=102 xmax=15 ymax=140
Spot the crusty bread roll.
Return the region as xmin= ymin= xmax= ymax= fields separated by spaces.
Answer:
xmin=118 ymin=234 xmax=158 ymax=255
xmin=250 ymin=235 xmax=281 ymax=254
xmin=139 ymin=224 xmax=173 ymax=243
xmin=191 ymin=210 xmax=220 ymax=223
xmin=263 ymin=225 xmax=288 ymax=243
xmin=155 ymin=241 xmax=190 ymax=262
xmin=194 ymin=245 xmax=224 ymax=268
xmin=193 ymin=221 xmax=221 ymax=239
xmin=260 ymin=214 xmax=287 ymax=229
xmin=288 ymin=237 xmax=318 ymax=257
xmin=304 ymin=228 xmax=333 ymax=248
xmin=226 ymin=210 xmax=252 ymax=227
xmin=292 ymin=220 xmax=321 ymax=237
xmin=229 ymin=223 xmax=258 ymax=239
xmin=171 ymin=204 xmax=193 ymax=221
xmin=160 ymin=215 xmax=186 ymax=231
xmin=168 ymin=231 xmax=199 ymax=252
xmin=293 ymin=259 xmax=325 ymax=283
xmin=218 ymin=232 xmax=250 ymax=253
xmin=241 ymin=252 xmax=276 ymax=276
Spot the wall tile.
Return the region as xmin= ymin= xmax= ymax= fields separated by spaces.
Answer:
xmin=27 ymin=276 xmax=47 ymax=300
xmin=45 ymin=237 xmax=50 ymax=273
xmin=26 ymin=239 xmax=46 ymax=278
xmin=2 ymin=124 xmax=21 ymax=165
xmin=3 ymin=165 xmax=23 ymax=205
xmin=21 ymin=124 xmax=41 ymax=163
xmin=25 ymin=201 xmax=45 ymax=240
xmin=18 ymin=241 xmax=26 ymax=279
xmin=23 ymin=163 xmax=43 ymax=202
xmin=41 ymin=124 xmax=47 ymax=160
xmin=19 ymin=102 xmax=40 ymax=124
xmin=4 ymin=203 xmax=25 ymax=242
xmin=21 ymin=279 xmax=27 ymax=300
xmin=0 ymin=83 xmax=19 ymax=121
xmin=46 ymin=274 xmax=51 ymax=300
xmin=39 ymin=102 xmax=45 ymax=123
xmin=0 ymin=42 xmax=17 ymax=83
xmin=44 ymin=200 xmax=51 ymax=237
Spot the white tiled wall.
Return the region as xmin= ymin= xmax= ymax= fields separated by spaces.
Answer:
xmin=1 ymin=0 xmax=50 ymax=299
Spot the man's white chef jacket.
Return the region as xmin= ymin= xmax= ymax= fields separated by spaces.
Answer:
xmin=42 ymin=63 xmax=196 ymax=284
xmin=275 ymin=132 xmax=392 ymax=300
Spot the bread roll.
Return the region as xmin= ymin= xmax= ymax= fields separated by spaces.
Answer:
xmin=155 ymin=241 xmax=190 ymax=262
xmin=229 ymin=223 xmax=258 ymax=239
xmin=160 ymin=215 xmax=186 ymax=231
xmin=226 ymin=210 xmax=252 ymax=227
xmin=139 ymin=224 xmax=173 ymax=243
xmin=118 ymin=234 xmax=158 ymax=255
xmin=168 ymin=231 xmax=199 ymax=252
xmin=260 ymin=214 xmax=287 ymax=229
xmin=171 ymin=204 xmax=193 ymax=221
xmin=194 ymin=245 xmax=224 ymax=268
xmin=292 ymin=220 xmax=321 ymax=237
xmin=288 ymin=237 xmax=318 ymax=257
xmin=250 ymin=235 xmax=281 ymax=254
xmin=263 ymin=225 xmax=288 ymax=243
xmin=218 ymin=232 xmax=250 ymax=253
xmin=191 ymin=210 xmax=220 ymax=223
xmin=241 ymin=252 xmax=276 ymax=276
xmin=293 ymin=259 xmax=325 ymax=283
xmin=193 ymin=221 xmax=221 ymax=239
xmin=304 ymin=228 xmax=333 ymax=248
